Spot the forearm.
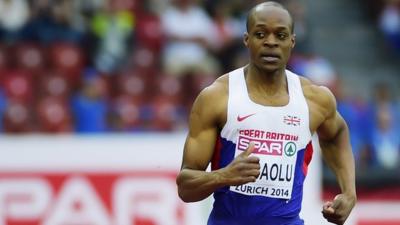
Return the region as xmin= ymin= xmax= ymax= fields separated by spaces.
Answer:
xmin=320 ymin=124 xmax=356 ymax=196
xmin=176 ymin=168 xmax=227 ymax=202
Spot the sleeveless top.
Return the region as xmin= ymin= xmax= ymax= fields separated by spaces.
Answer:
xmin=208 ymin=67 xmax=314 ymax=225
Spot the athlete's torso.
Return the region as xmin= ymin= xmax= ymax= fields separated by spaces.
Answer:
xmin=208 ymin=67 xmax=313 ymax=225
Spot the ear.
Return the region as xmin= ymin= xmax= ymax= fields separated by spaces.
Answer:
xmin=291 ymin=34 xmax=296 ymax=49
xmin=243 ymin=32 xmax=249 ymax=47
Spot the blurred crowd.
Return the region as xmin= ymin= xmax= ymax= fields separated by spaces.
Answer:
xmin=365 ymin=0 xmax=400 ymax=55
xmin=0 ymin=0 xmax=398 ymax=171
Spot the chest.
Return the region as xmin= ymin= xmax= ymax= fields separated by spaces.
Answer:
xmin=247 ymin=91 xmax=290 ymax=107
xmin=222 ymin=102 xmax=311 ymax=150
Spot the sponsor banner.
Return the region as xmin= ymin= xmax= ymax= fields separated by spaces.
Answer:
xmin=230 ymin=134 xmax=297 ymax=199
xmin=358 ymin=221 xmax=400 ymax=225
xmin=237 ymin=135 xmax=283 ymax=156
xmin=0 ymin=134 xmax=206 ymax=225
xmin=0 ymin=172 xmax=184 ymax=225
xmin=355 ymin=202 xmax=400 ymax=225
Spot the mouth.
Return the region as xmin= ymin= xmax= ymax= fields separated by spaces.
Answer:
xmin=260 ymin=53 xmax=280 ymax=63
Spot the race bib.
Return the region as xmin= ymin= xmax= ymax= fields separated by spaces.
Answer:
xmin=229 ymin=134 xmax=298 ymax=199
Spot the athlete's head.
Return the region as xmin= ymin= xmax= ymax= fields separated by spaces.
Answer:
xmin=244 ymin=1 xmax=296 ymax=73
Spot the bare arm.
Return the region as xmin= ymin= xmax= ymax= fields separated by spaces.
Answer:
xmin=319 ymin=112 xmax=356 ymax=198
xmin=176 ymin=78 xmax=260 ymax=202
xmin=316 ymin=87 xmax=356 ymax=224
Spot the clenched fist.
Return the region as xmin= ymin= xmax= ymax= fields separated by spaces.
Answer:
xmin=218 ymin=143 xmax=261 ymax=186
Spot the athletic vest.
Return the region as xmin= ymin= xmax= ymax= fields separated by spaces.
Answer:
xmin=208 ymin=67 xmax=313 ymax=225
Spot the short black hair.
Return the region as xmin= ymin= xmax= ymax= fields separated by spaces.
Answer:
xmin=246 ymin=1 xmax=294 ymax=33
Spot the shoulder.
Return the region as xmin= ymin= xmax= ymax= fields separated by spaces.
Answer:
xmin=299 ymin=76 xmax=337 ymax=119
xmin=197 ymin=74 xmax=228 ymax=103
xmin=191 ymin=74 xmax=229 ymax=126
xmin=300 ymin=77 xmax=336 ymax=104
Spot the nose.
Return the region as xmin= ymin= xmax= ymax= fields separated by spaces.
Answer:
xmin=263 ymin=34 xmax=278 ymax=48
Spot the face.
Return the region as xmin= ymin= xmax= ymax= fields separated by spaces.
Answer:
xmin=244 ymin=6 xmax=295 ymax=73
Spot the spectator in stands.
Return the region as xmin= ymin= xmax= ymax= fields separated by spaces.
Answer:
xmin=21 ymin=0 xmax=84 ymax=44
xmin=334 ymin=78 xmax=370 ymax=168
xmin=379 ymin=0 xmax=400 ymax=53
xmin=161 ymin=0 xmax=220 ymax=77
xmin=90 ymin=0 xmax=135 ymax=73
xmin=367 ymin=83 xmax=400 ymax=170
xmin=0 ymin=0 xmax=29 ymax=42
xmin=71 ymin=69 xmax=109 ymax=132
xmin=68 ymin=0 xmax=106 ymax=32
xmin=206 ymin=0 xmax=245 ymax=72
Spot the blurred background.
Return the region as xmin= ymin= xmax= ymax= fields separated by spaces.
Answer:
xmin=0 ymin=0 xmax=399 ymax=224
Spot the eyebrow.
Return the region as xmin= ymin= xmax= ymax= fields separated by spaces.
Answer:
xmin=275 ymin=26 xmax=290 ymax=31
xmin=254 ymin=24 xmax=290 ymax=31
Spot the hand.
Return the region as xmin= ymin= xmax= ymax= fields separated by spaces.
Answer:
xmin=218 ymin=143 xmax=260 ymax=186
xmin=322 ymin=193 xmax=356 ymax=224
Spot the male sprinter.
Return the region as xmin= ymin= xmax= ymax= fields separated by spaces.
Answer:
xmin=176 ymin=2 xmax=356 ymax=224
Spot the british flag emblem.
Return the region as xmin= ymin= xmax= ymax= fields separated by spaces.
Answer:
xmin=283 ymin=115 xmax=301 ymax=126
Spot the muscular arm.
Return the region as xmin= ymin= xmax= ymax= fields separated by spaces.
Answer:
xmin=176 ymin=77 xmax=260 ymax=202
xmin=315 ymin=87 xmax=356 ymax=224
xmin=176 ymin=84 xmax=224 ymax=202
xmin=319 ymin=113 xmax=355 ymax=198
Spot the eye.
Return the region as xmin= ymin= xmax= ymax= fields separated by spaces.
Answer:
xmin=255 ymin=32 xmax=265 ymax=39
xmin=277 ymin=32 xmax=288 ymax=40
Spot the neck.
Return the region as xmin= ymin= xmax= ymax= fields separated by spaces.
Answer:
xmin=245 ymin=63 xmax=287 ymax=95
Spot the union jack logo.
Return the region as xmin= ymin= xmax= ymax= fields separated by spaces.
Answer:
xmin=283 ymin=115 xmax=301 ymax=126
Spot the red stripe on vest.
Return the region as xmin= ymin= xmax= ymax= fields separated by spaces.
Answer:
xmin=211 ymin=136 xmax=222 ymax=170
xmin=302 ymin=141 xmax=314 ymax=176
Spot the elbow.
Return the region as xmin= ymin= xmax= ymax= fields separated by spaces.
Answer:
xmin=178 ymin=189 xmax=195 ymax=203
xmin=176 ymin=169 xmax=209 ymax=202
xmin=176 ymin=174 xmax=194 ymax=203
xmin=177 ymin=180 xmax=201 ymax=202
xmin=177 ymin=182 xmax=199 ymax=202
